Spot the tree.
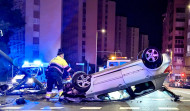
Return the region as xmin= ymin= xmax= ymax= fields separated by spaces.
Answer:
xmin=0 ymin=0 xmax=25 ymax=81
xmin=0 ymin=0 xmax=25 ymax=43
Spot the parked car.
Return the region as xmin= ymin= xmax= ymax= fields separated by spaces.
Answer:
xmin=183 ymin=82 xmax=190 ymax=88
xmin=71 ymin=47 xmax=171 ymax=100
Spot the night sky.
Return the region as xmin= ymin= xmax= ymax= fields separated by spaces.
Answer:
xmin=115 ymin=0 xmax=168 ymax=51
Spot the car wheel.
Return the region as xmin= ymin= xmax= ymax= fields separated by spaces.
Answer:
xmin=137 ymin=50 xmax=144 ymax=59
xmin=72 ymin=71 xmax=91 ymax=92
xmin=142 ymin=47 xmax=163 ymax=69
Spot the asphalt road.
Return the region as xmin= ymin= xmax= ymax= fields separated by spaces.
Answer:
xmin=0 ymin=87 xmax=190 ymax=111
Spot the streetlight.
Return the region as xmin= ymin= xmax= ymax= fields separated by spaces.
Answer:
xmin=188 ymin=4 xmax=190 ymax=9
xmin=166 ymin=49 xmax=173 ymax=61
xmin=95 ymin=29 xmax=106 ymax=72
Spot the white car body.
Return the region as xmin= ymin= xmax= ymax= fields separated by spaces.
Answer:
xmin=72 ymin=52 xmax=171 ymax=99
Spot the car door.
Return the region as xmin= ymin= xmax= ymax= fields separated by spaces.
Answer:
xmin=92 ymin=70 xmax=125 ymax=93
xmin=121 ymin=65 xmax=151 ymax=85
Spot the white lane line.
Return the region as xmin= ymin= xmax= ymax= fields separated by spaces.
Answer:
xmin=80 ymin=107 xmax=102 ymax=109
xmin=40 ymin=107 xmax=64 ymax=110
xmin=181 ymin=100 xmax=190 ymax=102
xmin=158 ymin=107 xmax=179 ymax=110
xmin=120 ymin=107 xmax=140 ymax=110
xmin=1 ymin=107 xmax=22 ymax=110
xmin=152 ymin=99 xmax=165 ymax=101
xmin=174 ymin=90 xmax=190 ymax=95
xmin=22 ymin=110 xmax=44 ymax=111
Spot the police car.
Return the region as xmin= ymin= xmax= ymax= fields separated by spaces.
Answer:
xmin=71 ymin=47 xmax=171 ymax=100
xmin=11 ymin=61 xmax=48 ymax=89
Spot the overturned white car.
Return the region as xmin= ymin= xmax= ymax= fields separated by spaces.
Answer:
xmin=71 ymin=47 xmax=171 ymax=100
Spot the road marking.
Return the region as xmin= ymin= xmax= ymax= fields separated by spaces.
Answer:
xmin=22 ymin=110 xmax=45 ymax=111
xmin=120 ymin=107 xmax=140 ymax=110
xmin=174 ymin=90 xmax=190 ymax=95
xmin=181 ymin=100 xmax=190 ymax=102
xmin=1 ymin=107 xmax=22 ymax=110
xmin=80 ymin=107 xmax=102 ymax=109
xmin=40 ymin=107 xmax=64 ymax=110
xmin=158 ymin=107 xmax=179 ymax=110
xmin=152 ymin=99 xmax=165 ymax=101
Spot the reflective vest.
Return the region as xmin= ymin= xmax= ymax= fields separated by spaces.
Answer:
xmin=48 ymin=56 xmax=69 ymax=74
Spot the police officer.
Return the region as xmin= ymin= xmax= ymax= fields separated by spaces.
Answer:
xmin=45 ymin=49 xmax=74 ymax=102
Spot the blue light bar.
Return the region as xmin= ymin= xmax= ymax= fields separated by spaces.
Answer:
xmin=34 ymin=60 xmax=41 ymax=65
xmin=24 ymin=61 xmax=29 ymax=65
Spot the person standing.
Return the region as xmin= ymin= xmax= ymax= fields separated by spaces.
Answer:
xmin=45 ymin=49 xmax=74 ymax=102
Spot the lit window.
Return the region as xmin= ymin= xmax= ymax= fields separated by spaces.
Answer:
xmin=174 ymin=48 xmax=177 ymax=53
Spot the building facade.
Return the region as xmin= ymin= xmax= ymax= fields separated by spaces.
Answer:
xmin=10 ymin=0 xmax=62 ymax=65
xmin=139 ymin=34 xmax=149 ymax=51
xmin=97 ymin=0 xmax=116 ymax=58
xmin=162 ymin=0 xmax=189 ymax=74
xmin=61 ymin=0 xmax=116 ymax=72
xmin=26 ymin=0 xmax=62 ymax=62
xmin=115 ymin=16 xmax=127 ymax=57
xmin=126 ymin=27 xmax=139 ymax=60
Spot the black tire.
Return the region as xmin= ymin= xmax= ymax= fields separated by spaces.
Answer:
xmin=137 ymin=50 xmax=144 ymax=59
xmin=0 ymin=84 xmax=9 ymax=91
xmin=142 ymin=47 xmax=163 ymax=69
xmin=72 ymin=71 xmax=91 ymax=92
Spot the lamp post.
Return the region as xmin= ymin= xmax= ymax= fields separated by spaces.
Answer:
xmin=166 ymin=49 xmax=173 ymax=82
xmin=166 ymin=49 xmax=173 ymax=63
xmin=95 ymin=29 xmax=106 ymax=72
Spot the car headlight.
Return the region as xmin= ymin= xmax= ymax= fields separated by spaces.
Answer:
xmin=12 ymin=79 xmax=17 ymax=83
xmin=27 ymin=78 xmax=34 ymax=84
